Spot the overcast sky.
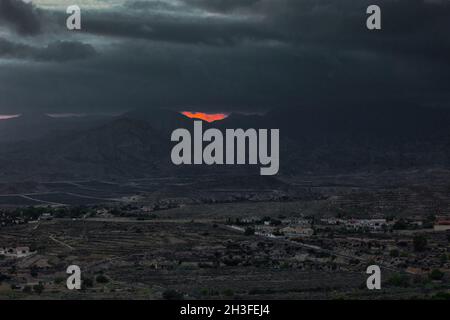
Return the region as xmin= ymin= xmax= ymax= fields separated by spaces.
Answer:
xmin=0 ymin=0 xmax=450 ymax=114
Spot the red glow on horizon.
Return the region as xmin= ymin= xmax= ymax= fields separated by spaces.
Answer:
xmin=181 ymin=111 xmax=228 ymax=123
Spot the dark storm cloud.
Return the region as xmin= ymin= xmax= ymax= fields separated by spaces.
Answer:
xmin=81 ymin=11 xmax=280 ymax=46
xmin=0 ymin=0 xmax=42 ymax=35
xmin=36 ymin=40 xmax=97 ymax=62
xmin=1 ymin=0 xmax=450 ymax=114
xmin=0 ymin=38 xmax=96 ymax=62
xmin=183 ymin=0 xmax=261 ymax=12
xmin=72 ymin=0 xmax=450 ymax=61
xmin=179 ymin=0 xmax=450 ymax=59
xmin=124 ymin=0 xmax=181 ymax=10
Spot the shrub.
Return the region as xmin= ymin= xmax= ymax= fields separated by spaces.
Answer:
xmin=162 ymin=289 xmax=184 ymax=300
xmin=223 ymin=289 xmax=234 ymax=297
xmin=413 ymin=235 xmax=427 ymax=252
xmin=30 ymin=266 xmax=39 ymax=278
xmin=389 ymin=249 xmax=400 ymax=258
xmin=387 ymin=273 xmax=410 ymax=287
xmin=95 ymin=275 xmax=109 ymax=284
xmin=82 ymin=277 xmax=94 ymax=288
xmin=431 ymin=292 xmax=450 ymax=300
xmin=54 ymin=277 xmax=64 ymax=285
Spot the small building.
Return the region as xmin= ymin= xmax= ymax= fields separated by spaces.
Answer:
xmin=434 ymin=218 xmax=450 ymax=231
xmin=0 ymin=246 xmax=33 ymax=258
xmin=39 ymin=213 xmax=53 ymax=221
xmin=281 ymin=226 xmax=314 ymax=237
xmin=321 ymin=218 xmax=339 ymax=225
xmin=344 ymin=219 xmax=386 ymax=231
xmin=242 ymin=216 xmax=260 ymax=224
xmin=141 ymin=206 xmax=153 ymax=213
xmin=283 ymin=218 xmax=310 ymax=226
xmin=96 ymin=208 xmax=109 ymax=215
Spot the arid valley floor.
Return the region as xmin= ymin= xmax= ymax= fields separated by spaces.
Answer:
xmin=0 ymin=171 xmax=449 ymax=300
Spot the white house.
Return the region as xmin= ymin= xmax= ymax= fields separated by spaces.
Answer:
xmin=0 ymin=246 xmax=34 ymax=258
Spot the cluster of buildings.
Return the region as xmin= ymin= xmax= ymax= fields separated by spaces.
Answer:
xmin=320 ymin=218 xmax=387 ymax=232
xmin=237 ymin=216 xmax=314 ymax=238
xmin=320 ymin=215 xmax=450 ymax=233
xmin=280 ymin=225 xmax=314 ymax=237
xmin=39 ymin=213 xmax=53 ymax=221
xmin=238 ymin=214 xmax=450 ymax=240
xmin=0 ymin=211 xmax=27 ymax=227
xmin=0 ymin=246 xmax=34 ymax=258
xmin=0 ymin=212 xmax=54 ymax=228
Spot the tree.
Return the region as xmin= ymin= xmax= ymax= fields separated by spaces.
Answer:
xmin=22 ymin=286 xmax=32 ymax=293
xmin=387 ymin=273 xmax=410 ymax=287
xmin=95 ymin=274 xmax=109 ymax=284
xmin=429 ymin=269 xmax=444 ymax=281
xmin=270 ymin=219 xmax=282 ymax=226
xmin=30 ymin=266 xmax=39 ymax=278
xmin=82 ymin=277 xmax=94 ymax=288
xmin=0 ymin=272 xmax=10 ymax=284
xmin=413 ymin=235 xmax=427 ymax=252
xmin=393 ymin=219 xmax=408 ymax=230
xmin=389 ymin=249 xmax=400 ymax=258
xmin=33 ymin=283 xmax=45 ymax=294
xmin=244 ymin=227 xmax=255 ymax=236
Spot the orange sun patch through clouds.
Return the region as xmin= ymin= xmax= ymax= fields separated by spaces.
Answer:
xmin=181 ymin=111 xmax=228 ymax=123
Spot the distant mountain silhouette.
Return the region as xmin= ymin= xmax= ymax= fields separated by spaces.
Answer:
xmin=124 ymin=108 xmax=191 ymax=134
xmin=0 ymin=104 xmax=449 ymax=181
xmin=0 ymin=113 xmax=115 ymax=143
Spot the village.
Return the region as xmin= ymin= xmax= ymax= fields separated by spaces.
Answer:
xmin=0 ymin=198 xmax=449 ymax=299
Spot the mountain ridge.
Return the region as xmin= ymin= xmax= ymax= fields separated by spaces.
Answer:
xmin=0 ymin=104 xmax=449 ymax=181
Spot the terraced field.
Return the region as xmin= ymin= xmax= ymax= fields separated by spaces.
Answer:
xmin=0 ymin=219 xmax=371 ymax=299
